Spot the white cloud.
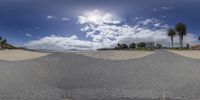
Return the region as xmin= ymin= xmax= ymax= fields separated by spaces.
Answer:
xmin=159 ymin=15 xmax=167 ymax=18
xmin=35 ymin=27 xmax=39 ymax=30
xmin=135 ymin=17 xmax=142 ymax=20
xmin=46 ymin=15 xmax=55 ymax=19
xmin=79 ymin=18 xmax=171 ymax=47
xmin=161 ymin=6 xmax=173 ymax=10
xmin=61 ymin=17 xmax=70 ymax=21
xmin=137 ymin=18 xmax=169 ymax=29
xmin=26 ymin=10 xmax=198 ymax=50
xmin=141 ymin=18 xmax=160 ymax=25
xmin=78 ymin=10 xmax=120 ymax=25
xmin=25 ymin=35 xmax=100 ymax=50
xmin=25 ymin=33 xmax=32 ymax=37
xmin=132 ymin=17 xmax=143 ymax=22
xmin=78 ymin=10 xmax=198 ymax=48
xmin=153 ymin=6 xmax=173 ymax=12
xmin=153 ymin=8 xmax=158 ymax=12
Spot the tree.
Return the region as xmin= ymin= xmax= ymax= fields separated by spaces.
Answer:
xmin=120 ymin=44 xmax=128 ymax=49
xmin=186 ymin=44 xmax=190 ymax=49
xmin=0 ymin=37 xmax=15 ymax=49
xmin=0 ymin=36 xmax=2 ymax=44
xmin=1 ymin=39 xmax=7 ymax=45
xmin=129 ymin=43 xmax=136 ymax=49
xmin=167 ymin=28 xmax=176 ymax=48
xmin=137 ymin=42 xmax=145 ymax=48
xmin=156 ymin=44 xmax=162 ymax=49
xmin=1 ymin=39 xmax=7 ymax=48
xmin=0 ymin=36 xmax=2 ymax=49
xmin=175 ymin=23 xmax=187 ymax=49
xmin=115 ymin=43 xmax=122 ymax=50
xmin=199 ymin=36 xmax=200 ymax=41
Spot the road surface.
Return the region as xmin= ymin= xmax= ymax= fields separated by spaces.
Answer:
xmin=0 ymin=50 xmax=200 ymax=100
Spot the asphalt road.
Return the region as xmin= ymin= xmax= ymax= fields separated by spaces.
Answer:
xmin=0 ymin=50 xmax=200 ymax=100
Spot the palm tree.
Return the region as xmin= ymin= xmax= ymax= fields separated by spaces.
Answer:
xmin=0 ymin=36 xmax=2 ymax=43
xmin=1 ymin=39 xmax=7 ymax=45
xmin=1 ymin=39 xmax=7 ymax=48
xmin=175 ymin=23 xmax=187 ymax=49
xmin=167 ymin=28 xmax=176 ymax=48
xmin=0 ymin=36 xmax=2 ymax=49
xmin=116 ymin=43 xmax=121 ymax=50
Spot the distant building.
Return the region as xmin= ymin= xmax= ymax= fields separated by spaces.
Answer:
xmin=145 ymin=42 xmax=155 ymax=48
xmin=189 ymin=44 xmax=200 ymax=50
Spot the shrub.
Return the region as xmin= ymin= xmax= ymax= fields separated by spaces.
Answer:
xmin=121 ymin=44 xmax=128 ymax=49
xmin=137 ymin=42 xmax=146 ymax=48
xmin=129 ymin=43 xmax=136 ymax=49
xmin=155 ymin=44 xmax=162 ymax=49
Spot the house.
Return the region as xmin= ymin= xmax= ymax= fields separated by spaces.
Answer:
xmin=189 ymin=44 xmax=200 ymax=50
xmin=145 ymin=42 xmax=155 ymax=49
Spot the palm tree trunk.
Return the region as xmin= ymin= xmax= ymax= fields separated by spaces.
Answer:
xmin=181 ymin=35 xmax=183 ymax=49
xmin=179 ymin=35 xmax=183 ymax=49
xmin=171 ymin=36 xmax=174 ymax=48
xmin=179 ymin=35 xmax=181 ymax=49
xmin=0 ymin=42 xmax=2 ymax=50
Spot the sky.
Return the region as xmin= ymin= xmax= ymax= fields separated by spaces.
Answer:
xmin=0 ymin=0 xmax=200 ymax=50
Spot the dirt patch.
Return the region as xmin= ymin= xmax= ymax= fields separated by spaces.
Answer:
xmin=168 ymin=50 xmax=200 ymax=59
xmin=0 ymin=49 xmax=50 ymax=61
xmin=77 ymin=50 xmax=154 ymax=60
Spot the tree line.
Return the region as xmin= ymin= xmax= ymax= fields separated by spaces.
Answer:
xmin=115 ymin=42 xmax=162 ymax=50
xmin=0 ymin=36 xmax=15 ymax=49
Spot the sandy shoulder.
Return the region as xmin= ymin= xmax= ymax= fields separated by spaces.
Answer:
xmin=168 ymin=50 xmax=200 ymax=59
xmin=77 ymin=50 xmax=154 ymax=60
xmin=0 ymin=49 xmax=51 ymax=61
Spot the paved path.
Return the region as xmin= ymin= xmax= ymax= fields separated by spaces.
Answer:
xmin=0 ymin=50 xmax=200 ymax=100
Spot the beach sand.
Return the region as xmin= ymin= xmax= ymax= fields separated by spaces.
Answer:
xmin=0 ymin=49 xmax=50 ymax=61
xmin=77 ymin=50 xmax=154 ymax=60
xmin=168 ymin=50 xmax=200 ymax=59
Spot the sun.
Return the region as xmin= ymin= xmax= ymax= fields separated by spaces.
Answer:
xmin=88 ymin=14 xmax=99 ymax=23
xmin=82 ymin=10 xmax=119 ymax=25
xmin=86 ymin=10 xmax=105 ymax=25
